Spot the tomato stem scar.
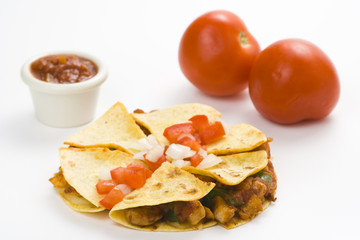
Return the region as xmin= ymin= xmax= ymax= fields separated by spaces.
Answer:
xmin=239 ymin=32 xmax=249 ymax=47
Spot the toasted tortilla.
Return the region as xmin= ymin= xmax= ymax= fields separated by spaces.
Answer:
xmin=207 ymin=125 xmax=267 ymax=155
xmin=109 ymin=162 xmax=216 ymax=231
xmin=132 ymin=103 xmax=221 ymax=145
xmin=53 ymin=187 xmax=104 ymax=213
xmin=183 ymin=150 xmax=269 ymax=185
xmin=132 ymin=103 xmax=267 ymax=155
xmin=64 ymin=102 xmax=146 ymax=154
xmin=59 ymin=147 xmax=142 ymax=212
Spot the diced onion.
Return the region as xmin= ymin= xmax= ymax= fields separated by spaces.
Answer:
xmin=166 ymin=144 xmax=196 ymax=160
xmin=116 ymin=184 xmax=132 ymax=195
xmin=135 ymin=135 xmax=162 ymax=151
xmin=177 ymin=133 xmax=196 ymax=141
xmin=98 ymin=167 xmax=112 ymax=180
xmin=147 ymin=135 xmax=161 ymax=148
xmin=198 ymin=148 xmax=208 ymax=158
xmin=145 ymin=145 xmax=164 ymax=162
xmin=133 ymin=150 xmax=147 ymax=160
xmin=172 ymin=159 xmax=191 ymax=168
xmin=137 ymin=138 xmax=153 ymax=150
xmin=196 ymin=154 xmax=222 ymax=169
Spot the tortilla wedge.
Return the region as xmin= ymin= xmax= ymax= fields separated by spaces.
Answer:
xmin=64 ymin=102 xmax=146 ymax=154
xmin=55 ymin=147 xmax=142 ymax=212
xmin=183 ymin=150 xmax=269 ymax=185
xmin=109 ymin=162 xmax=217 ymax=231
xmin=132 ymin=103 xmax=221 ymax=145
xmin=206 ymin=125 xmax=267 ymax=155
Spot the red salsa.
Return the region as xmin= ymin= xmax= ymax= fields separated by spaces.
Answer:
xmin=30 ymin=54 xmax=98 ymax=84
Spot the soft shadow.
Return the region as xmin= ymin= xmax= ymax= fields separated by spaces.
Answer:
xmin=1 ymin=110 xmax=83 ymax=148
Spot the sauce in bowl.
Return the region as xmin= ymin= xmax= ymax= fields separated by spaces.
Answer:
xmin=30 ymin=54 xmax=98 ymax=84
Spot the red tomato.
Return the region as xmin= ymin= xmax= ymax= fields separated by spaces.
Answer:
xmin=124 ymin=168 xmax=148 ymax=189
xmin=200 ymin=121 xmax=225 ymax=144
xmin=189 ymin=115 xmax=210 ymax=131
xmin=99 ymin=185 xmax=125 ymax=209
xmin=110 ymin=167 xmax=127 ymax=184
xmin=163 ymin=123 xmax=195 ymax=143
xmin=177 ymin=136 xmax=201 ymax=151
xmin=145 ymin=155 xmax=167 ymax=172
xmin=190 ymin=154 xmax=204 ymax=167
xmin=127 ymin=162 xmax=147 ymax=171
xmin=179 ymin=10 xmax=260 ymax=96
xmin=249 ymin=39 xmax=340 ymax=124
xmin=96 ymin=179 xmax=116 ymax=194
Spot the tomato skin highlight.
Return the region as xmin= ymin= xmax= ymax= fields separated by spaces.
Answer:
xmin=96 ymin=179 xmax=116 ymax=194
xmin=163 ymin=123 xmax=195 ymax=143
xmin=249 ymin=39 xmax=340 ymax=124
xmin=179 ymin=10 xmax=260 ymax=96
xmin=99 ymin=185 xmax=125 ymax=209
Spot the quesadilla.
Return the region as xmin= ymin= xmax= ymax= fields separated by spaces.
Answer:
xmin=110 ymin=162 xmax=217 ymax=231
xmin=50 ymin=147 xmax=142 ymax=212
xmin=50 ymin=102 xmax=277 ymax=231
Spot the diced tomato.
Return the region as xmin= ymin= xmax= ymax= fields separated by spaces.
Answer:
xmin=142 ymin=167 xmax=153 ymax=179
xmin=189 ymin=115 xmax=210 ymax=131
xmin=99 ymin=185 xmax=125 ymax=209
xmin=145 ymin=155 xmax=167 ymax=171
xmin=163 ymin=123 xmax=195 ymax=143
xmin=124 ymin=168 xmax=147 ymax=189
xmin=110 ymin=167 xmax=127 ymax=184
xmin=127 ymin=162 xmax=147 ymax=171
xmin=199 ymin=121 xmax=225 ymax=144
xmin=177 ymin=136 xmax=201 ymax=151
xmin=128 ymin=162 xmax=152 ymax=178
xmin=111 ymin=163 xmax=152 ymax=189
xmin=190 ymin=153 xmax=204 ymax=167
xmin=193 ymin=131 xmax=202 ymax=143
xmin=96 ymin=179 xmax=116 ymax=194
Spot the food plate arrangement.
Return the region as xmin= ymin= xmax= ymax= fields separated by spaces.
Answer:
xmin=50 ymin=102 xmax=277 ymax=231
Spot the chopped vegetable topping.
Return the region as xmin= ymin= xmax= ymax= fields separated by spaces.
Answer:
xmin=96 ymin=179 xmax=116 ymax=194
xmin=163 ymin=123 xmax=195 ymax=143
xmin=129 ymin=115 xmax=226 ymax=172
xmin=97 ymin=162 xmax=153 ymax=209
xmin=99 ymin=185 xmax=125 ymax=209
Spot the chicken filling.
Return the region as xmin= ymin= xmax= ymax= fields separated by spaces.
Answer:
xmin=201 ymin=161 xmax=277 ymax=224
xmin=124 ymin=200 xmax=214 ymax=227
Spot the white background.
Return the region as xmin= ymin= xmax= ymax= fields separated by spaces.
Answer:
xmin=1 ymin=0 xmax=359 ymax=239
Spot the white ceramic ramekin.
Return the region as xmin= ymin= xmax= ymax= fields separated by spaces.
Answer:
xmin=21 ymin=51 xmax=108 ymax=128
